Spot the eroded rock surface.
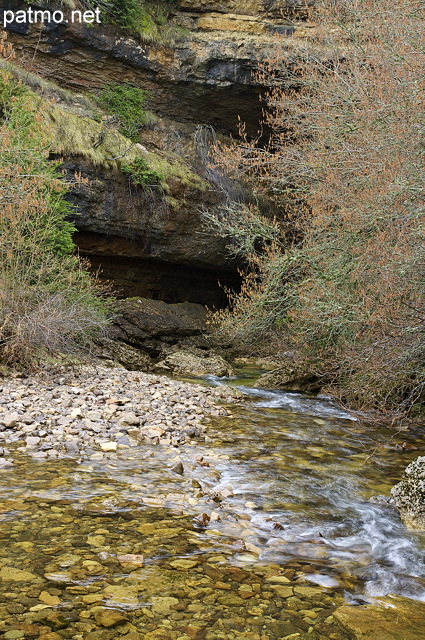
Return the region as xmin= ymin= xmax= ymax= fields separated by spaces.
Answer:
xmin=156 ymin=347 xmax=234 ymax=377
xmin=391 ymin=456 xmax=425 ymax=530
xmin=334 ymin=595 xmax=425 ymax=640
xmin=109 ymin=297 xmax=207 ymax=350
xmin=0 ymin=0 xmax=318 ymax=305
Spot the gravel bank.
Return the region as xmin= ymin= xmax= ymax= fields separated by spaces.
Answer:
xmin=0 ymin=366 xmax=240 ymax=465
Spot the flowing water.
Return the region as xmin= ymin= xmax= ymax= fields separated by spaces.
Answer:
xmin=203 ymin=373 xmax=425 ymax=602
xmin=0 ymin=369 xmax=424 ymax=640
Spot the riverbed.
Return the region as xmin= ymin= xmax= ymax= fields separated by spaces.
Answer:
xmin=0 ymin=367 xmax=424 ymax=640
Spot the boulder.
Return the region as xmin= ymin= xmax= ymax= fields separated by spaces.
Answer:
xmin=334 ymin=595 xmax=425 ymax=640
xmin=94 ymin=337 xmax=153 ymax=371
xmin=391 ymin=456 xmax=425 ymax=530
xmin=156 ymin=347 xmax=233 ymax=377
xmin=109 ymin=298 xmax=208 ymax=354
xmin=255 ymin=364 xmax=321 ymax=394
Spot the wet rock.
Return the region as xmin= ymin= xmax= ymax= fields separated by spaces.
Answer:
xmin=169 ymin=559 xmax=199 ymax=570
xmin=334 ymin=595 xmax=425 ymax=639
xmin=4 ymin=632 xmax=25 ymax=640
xmin=391 ymin=456 xmax=425 ymax=529
xmin=117 ymin=554 xmax=144 ymax=568
xmin=193 ymin=512 xmax=210 ymax=529
xmin=369 ymin=494 xmax=395 ymax=506
xmin=267 ymin=584 xmax=293 ymax=598
xmin=150 ymin=596 xmax=179 ymax=615
xmin=0 ymin=566 xmax=38 ymax=581
xmin=172 ymin=462 xmax=184 ymax=475
xmin=216 ymin=593 xmax=244 ymax=606
xmin=265 ymin=575 xmax=292 ymax=584
xmin=39 ymin=591 xmax=60 ymax=606
xmin=294 ymin=586 xmax=324 ymax=598
xmin=255 ymin=365 xmax=321 ymax=394
xmin=93 ymin=608 xmax=128 ymax=628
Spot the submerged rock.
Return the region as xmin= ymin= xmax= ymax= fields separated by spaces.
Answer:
xmin=391 ymin=456 xmax=425 ymax=530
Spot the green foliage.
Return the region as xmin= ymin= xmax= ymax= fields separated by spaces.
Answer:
xmin=0 ymin=76 xmax=76 ymax=259
xmin=0 ymin=71 xmax=108 ymax=365
xmin=122 ymin=157 xmax=164 ymax=192
xmin=97 ymin=82 xmax=148 ymax=142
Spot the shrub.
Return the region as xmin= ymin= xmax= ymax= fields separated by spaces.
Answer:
xmin=207 ymin=0 xmax=425 ymax=417
xmin=122 ymin=157 xmax=164 ymax=192
xmin=0 ymin=69 xmax=108 ymax=366
xmin=97 ymin=82 xmax=149 ymax=142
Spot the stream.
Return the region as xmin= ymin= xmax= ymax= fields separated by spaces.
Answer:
xmin=0 ymin=368 xmax=424 ymax=640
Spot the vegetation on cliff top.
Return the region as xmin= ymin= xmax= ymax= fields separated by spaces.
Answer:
xmin=207 ymin=0 xmax=425 ymax=417
xmin=26 ymin=1 xmax=180 ymax=42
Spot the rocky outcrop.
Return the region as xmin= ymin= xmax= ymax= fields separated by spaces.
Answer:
xmin=255 ymin=363 xmax=321 ymax=394
xmin=109 ymin=297 xmax=208 ymax=349
xmin=97 ymin=297 xmax=235 ymax=375
xmin=391 ymin=456 xmax=425 ymax=530
xmin=1 ymin=0 xmax=317 ymax=305
xmin=62 ymin=156 xmax=240 ymax=305
xmin=2 ymin=0 xmax=316 ymax=135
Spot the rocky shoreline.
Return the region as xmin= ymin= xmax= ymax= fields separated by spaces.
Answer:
xmin=0 ymin=365 xmax=241 ymax=466
xmin=1 ymin=366 xmax=425 ymax=640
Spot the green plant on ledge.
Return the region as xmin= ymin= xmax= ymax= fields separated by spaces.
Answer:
xmin=122 ymin=157 xmax=165 ymax=193
xmin=96 ymin=82 xmax=149 ymax=142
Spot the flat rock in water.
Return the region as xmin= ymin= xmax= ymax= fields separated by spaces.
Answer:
xmin=94 ymin=608 xmax=128 ymax=628
xmin=334 ymin=596 xmax=425 ymax=640
xmin=150 ymin=596 xmax=179 ymax=615
xmin=169 ymin=559 xmax=198 ymax=570
xmin=0 ymin=566 xmax=38 ymax=581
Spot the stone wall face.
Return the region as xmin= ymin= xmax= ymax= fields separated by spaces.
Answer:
xmin=0 ymin=0 xmax=314 ymax=303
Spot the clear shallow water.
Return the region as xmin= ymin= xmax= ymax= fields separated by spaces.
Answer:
xmin=0 ymin=370 xmax=425 ymax=639
xmin=201 ymin=375 xmax=425 ymax=602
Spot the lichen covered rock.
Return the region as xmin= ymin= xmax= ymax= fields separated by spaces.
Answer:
xmin=391 ymin=456 xmax=425 ymax=530
xmin=156 ymin=347 xmax=233 ymax=377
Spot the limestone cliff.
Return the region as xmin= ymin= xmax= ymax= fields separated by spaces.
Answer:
xmin=0 ymin=0 xmax=315 ymax=304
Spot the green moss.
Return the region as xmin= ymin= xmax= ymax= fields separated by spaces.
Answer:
xmin=1 ymin=61 xmax=208 ymax=200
